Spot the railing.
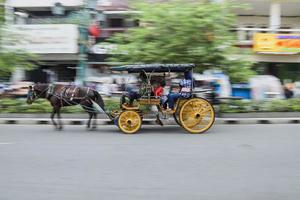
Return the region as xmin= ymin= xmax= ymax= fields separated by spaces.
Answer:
xmin=234 ymin=28 xmax=300 ymax=45
xmin=101 ymin=27 xmax=127 ymax=38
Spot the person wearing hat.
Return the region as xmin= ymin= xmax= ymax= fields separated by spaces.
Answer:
xmin=122 ymin=71 xmax=148 ymax=106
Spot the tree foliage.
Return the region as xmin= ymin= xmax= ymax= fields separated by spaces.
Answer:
xmin=0 ymin=0 xmax=36 ymax=80
xmin=108 ymin=0 xmax=255 ymax=83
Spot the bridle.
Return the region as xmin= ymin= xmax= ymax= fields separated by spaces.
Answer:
xmin=27 ymin=84 xmax=50 ymax=103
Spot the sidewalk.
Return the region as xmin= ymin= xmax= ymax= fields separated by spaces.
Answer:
xmin=0 ymin=113 xmax=299 ymax=125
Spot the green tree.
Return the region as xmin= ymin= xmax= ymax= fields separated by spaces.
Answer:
xmin=108 ymin=0 xmax=255 ymax=83
xmin=0 ymin=0 xmax=36 ymax=80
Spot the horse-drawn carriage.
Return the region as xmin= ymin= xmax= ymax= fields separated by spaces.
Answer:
xmin=110 ymin=64 xmax=215 ymax=134
xmin=27 ymin=64 xmax=215 ymax=134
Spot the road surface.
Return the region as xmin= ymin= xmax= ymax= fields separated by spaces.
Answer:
xmin=0 ymin=124 xmax=299 ymax=200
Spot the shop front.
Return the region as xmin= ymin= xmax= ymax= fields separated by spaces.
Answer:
xmin=252 ymin=33 xmax=300 ymax=82
xmin=8 ymin=24 xmax=79 ymax=83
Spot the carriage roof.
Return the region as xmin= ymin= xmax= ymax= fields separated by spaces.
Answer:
xmin=111 ymin=64 xmax=195 ymax=73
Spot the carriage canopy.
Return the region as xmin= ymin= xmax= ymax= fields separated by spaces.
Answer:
xmin=111 ymin=64 xmax=195 ymax=73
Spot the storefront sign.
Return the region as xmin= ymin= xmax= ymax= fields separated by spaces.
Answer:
xmin=90 ymin=44 xmax=117 ymax=54
xmin=9 ymin=24 xmax=79 ymax=54
xmin=253 ymin=33 xmax=300 ymax=53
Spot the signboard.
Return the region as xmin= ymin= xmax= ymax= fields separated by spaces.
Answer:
xmin=10 ymin=24 xmax=79 ymax=54
xmin=253 ymin=33 xmax=300 ymax=54
xmin=90 ymin=44 xmax=117 ymax=54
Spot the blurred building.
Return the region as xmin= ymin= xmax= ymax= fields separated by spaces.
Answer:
xmin=94 ymin=0 xmax=300 ymax=82
xmin=4 ymin=0 xmax=135 ymax=83
xmin=4 ymin=0 xmax=300 ymax=83
xmin=88 ymin=0 xmax=137 ymax=75
xmin=233 ymin=0 xmax=300 ymax=81
xmin=5 ymin=0 xmax=85 ymax=82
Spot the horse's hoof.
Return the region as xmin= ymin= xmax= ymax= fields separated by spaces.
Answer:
xmin=86 ymin=126 xmax=96 ymax=131
xmin=57 ymin=126 xmax=63 ymax=131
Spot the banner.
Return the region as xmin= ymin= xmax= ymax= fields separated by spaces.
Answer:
xmin=253 ymin=33 xmax=300 ymax=53
xmin=90 ymin=44 xmax=117 ymax=54
xmin=9 ymin=24 xmax=79 ymax=54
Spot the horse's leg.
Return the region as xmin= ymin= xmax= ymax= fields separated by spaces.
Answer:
xmin=86 ymin=112 xmax=93 ymax=130
xmin=92 ymin=113 xmax=97 ymax=130
xmin=56 ymin=107 xmax=63 ymax=131
xmin=80 ymin=99 xmax=93 ymax=130
xmin=51 ymin=108 xmax=58 ymax=129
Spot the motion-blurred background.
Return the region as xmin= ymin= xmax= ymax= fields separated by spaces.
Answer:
xmin=0 ymin=0 xmax=299 ymax=114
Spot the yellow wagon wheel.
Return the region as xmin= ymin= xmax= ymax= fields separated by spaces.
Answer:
xmin=118 ymin=110 xmax=142 ymax=134
xmin=179 ymin=98 xmax=215 ymax=134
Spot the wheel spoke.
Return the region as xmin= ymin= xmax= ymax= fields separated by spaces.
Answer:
xmin=118 ymin=111 xmax=141 ymax=134
xmin=179 ymin=98 xmax=215 ymax=133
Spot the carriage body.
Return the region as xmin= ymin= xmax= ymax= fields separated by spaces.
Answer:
xmin=111 ymin=64 xmax=215 ymax=134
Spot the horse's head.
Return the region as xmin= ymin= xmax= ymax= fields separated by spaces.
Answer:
xmin=26 ymin=85 xmax=36 ymax=104
xmin=27 ymin=83 xmax=49 ymax=104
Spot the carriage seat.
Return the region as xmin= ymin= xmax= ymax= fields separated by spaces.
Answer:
xmin=138 ymin=97 xmax=161 ymax=105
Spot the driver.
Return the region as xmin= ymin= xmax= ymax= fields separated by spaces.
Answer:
xmin=124 ymin=71 xmax=148 ymax=106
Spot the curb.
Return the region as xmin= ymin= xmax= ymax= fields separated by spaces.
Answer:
xmin=0 ymin=118 xmax=299 ymax=125
xmin=218 ymin=118 xmax=300 ymax=125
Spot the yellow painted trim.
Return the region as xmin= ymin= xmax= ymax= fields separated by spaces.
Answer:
xmin=118 ymin=110 xmax=142 ymax=134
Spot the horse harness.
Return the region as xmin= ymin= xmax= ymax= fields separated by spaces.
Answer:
xmin=46 ymin=84 xmax=91 ymax=106
xmin=46 ymin=84 xmax=54 ymax=99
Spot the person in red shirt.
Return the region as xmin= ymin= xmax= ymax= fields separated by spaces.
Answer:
xmin=153 ymin=85 xmax=164 ymax=97
xmin=152 ymin=80 xmax=165 ymax=97
xmin=152 ymin=81 xmax=165 ymax=126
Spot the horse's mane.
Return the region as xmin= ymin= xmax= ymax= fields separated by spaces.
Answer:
xmin=34 ymin=83 xmax=51 ymax=92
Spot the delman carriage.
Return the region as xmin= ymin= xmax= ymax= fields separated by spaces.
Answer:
xmin=110 ymin=64 xmax=215 ymax=134
xmin=27 ymin=64 xmax=215 ymax=134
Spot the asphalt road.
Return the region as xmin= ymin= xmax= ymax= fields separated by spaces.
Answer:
xmin=0 ymin=124 xmax=299 ymax=200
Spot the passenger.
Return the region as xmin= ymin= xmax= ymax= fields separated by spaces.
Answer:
xmin=167 ymin=70 xmax=193 ymax=112
xmin=153 ymin=85 xmax=164 ymax=97
xmin=152 ymin=80 xmax=165 ymax=97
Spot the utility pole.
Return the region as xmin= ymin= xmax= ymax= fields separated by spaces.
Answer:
xmin=75 ymin=0 xmax=99 ymax=85
xmin=76 ymin=25 xmax=89 ymax=85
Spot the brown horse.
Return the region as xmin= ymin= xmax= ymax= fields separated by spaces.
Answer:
xmin=26 ymin=83 xmax=106 ymax=130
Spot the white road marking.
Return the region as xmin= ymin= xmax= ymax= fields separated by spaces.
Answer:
xmin=0 ymin=143 xmax=14 ymax=145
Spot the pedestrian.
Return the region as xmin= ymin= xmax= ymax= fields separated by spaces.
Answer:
xmin=284 ymin=85 xmax=294 ymax=99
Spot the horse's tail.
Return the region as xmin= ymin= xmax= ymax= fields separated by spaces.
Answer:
xmin=92 ymin=90 xmax=115 ymax=120
xmin=92 ymin=90 xmax=105 ymax=111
